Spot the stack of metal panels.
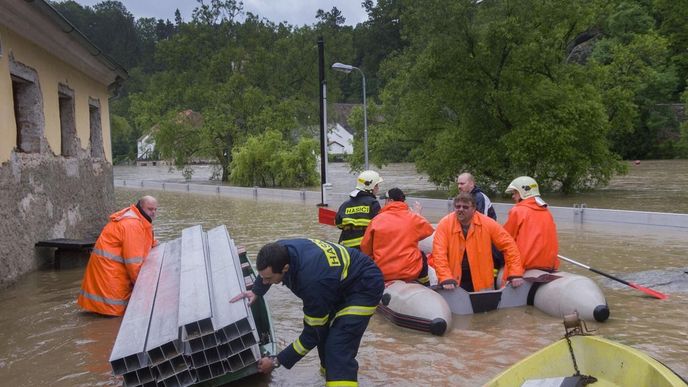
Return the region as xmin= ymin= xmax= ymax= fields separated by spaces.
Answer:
xmin=109 ymin=225 xmax=261 ymax=387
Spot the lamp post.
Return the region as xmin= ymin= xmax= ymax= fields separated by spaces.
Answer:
xmin=331 ymin=62 xmax=368 ymax=170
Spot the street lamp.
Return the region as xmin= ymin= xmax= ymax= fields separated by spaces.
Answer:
xmin=331 ymin=62 xmax=369 ymax=170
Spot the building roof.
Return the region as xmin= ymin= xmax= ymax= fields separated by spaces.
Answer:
xmin=0 ymin=0 xmax=128 ymax=89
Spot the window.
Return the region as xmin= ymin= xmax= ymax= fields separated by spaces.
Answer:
xmin=58 ymin=84 xmax=76 ymax=157
xmin=10 ymin=58 xmax=44 ymax=153
xmin=88 ymin=97 xmax=104 ymax=159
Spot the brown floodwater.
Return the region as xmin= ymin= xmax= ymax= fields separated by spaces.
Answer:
xmin=114 ymin=159 xmax=688 ymax=213
xmin=1 ymin=162 xmax=687 ymax=386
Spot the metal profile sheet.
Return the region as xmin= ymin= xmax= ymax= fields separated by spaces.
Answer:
xmin=154 ymin=354 xmax=192 ymax=381
xmin=226 ymin=346 xmax=261 ymax=372
xmin=122 ymin=366 xmax=155 ymax=387
xmin=195 ymin=359 xmax=229 ymax=382
xmin=145 ymin=238 xmax=183 ymax=365
xmin=178 ymin=225 xmax=214 ymax=341
xmin=183 ymin=331 xmax=219 ymax=354
xmin=158 ymin=368 xmax=195 ymax=387
xmin=109 ymin=242 xmax=166 ymax=375
xmin=206 ymin=225 xmax=251 ymax=331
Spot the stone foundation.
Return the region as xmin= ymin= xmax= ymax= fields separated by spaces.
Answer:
xmin=0 ymin=152 xmax=114 ymax=289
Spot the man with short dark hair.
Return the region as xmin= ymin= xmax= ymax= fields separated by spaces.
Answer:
xmin=432 ymin=193 xmax=524 ymax=292
xmin=457 ymin=172 xmax=504 ymax=279
xmin=360 ymin=188 xmax=434 ymax=284
xmin=77 ymin=195 xmax=159 ymax=316
xmin=230 ymin=239 xmax=384 ymax=387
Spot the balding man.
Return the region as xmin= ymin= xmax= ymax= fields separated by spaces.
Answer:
xmin=456 ymin=172 xmax=496 ymax=220
xmin=77 ymin=195 xmax=159 ymax=316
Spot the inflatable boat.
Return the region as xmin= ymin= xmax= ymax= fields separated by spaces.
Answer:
xmin=377 ymin=268 xmax=609 ymax=336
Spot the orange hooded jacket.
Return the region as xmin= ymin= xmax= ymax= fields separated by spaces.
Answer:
xmin=432 ymin=211 xmax=524 ymax=292
xmin=360 ymin=201 xmax=434 ymax=282
xmin=503 ymin=197 xmax=559 ymax=271
xmin=77 ymin=204 xmax=156 ymax=316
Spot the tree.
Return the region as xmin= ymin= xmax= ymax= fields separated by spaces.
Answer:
xmin=229 ymin=130 xmax=319 ymax=187
xmin=590 ymin=1 xmax=679 ymax=159
xmin=375 ymin=0 xmax=626 ymax=193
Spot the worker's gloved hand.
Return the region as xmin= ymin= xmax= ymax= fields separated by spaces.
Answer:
xmin=229 ymin=290 xmax=257 ymax=305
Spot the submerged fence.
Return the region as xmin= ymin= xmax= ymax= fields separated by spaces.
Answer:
xmin=114 ymin=179 xmax=688 ymax=231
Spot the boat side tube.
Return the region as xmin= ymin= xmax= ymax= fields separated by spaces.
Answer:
xmin=378 ymin=280 xmax=452 ymax=336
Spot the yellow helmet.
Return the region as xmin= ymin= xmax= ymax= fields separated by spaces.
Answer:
xmin=355 ymin=170 xmax=383 ymax=192
xmin=505 ymin=176 xmax=540 ymax=199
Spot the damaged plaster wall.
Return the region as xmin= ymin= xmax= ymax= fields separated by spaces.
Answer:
xmin=0 ymin=152 xmax=114 ymax=289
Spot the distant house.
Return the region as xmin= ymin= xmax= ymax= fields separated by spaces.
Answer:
xmin=329 ymin=103 xmax=358 ymax=158
xmin=137 ymin=132 xmax=156 ymax=163
xmin=328 ymin=123 xmax=353 ymax=155
xmin=0 ymin=0 xmax=127 ymax=288
xmin=136 ymin=109 xmax=202 ymax=166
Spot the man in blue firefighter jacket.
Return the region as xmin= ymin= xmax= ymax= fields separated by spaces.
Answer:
xmin=230 ymin=238 xmax=384 ymax=387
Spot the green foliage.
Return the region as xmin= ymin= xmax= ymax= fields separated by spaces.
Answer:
xmin=229 ymin=131 xmax=319 ymax=187
xmin=110 ymin=114 xmax=138 ymax=164
xmin=58 ymin=0 xmax=688 ymax=193
xmin=376 ymin=0 xmax=627 ymax=193
xmin=590 ymin=1 xmax=678 ymax=159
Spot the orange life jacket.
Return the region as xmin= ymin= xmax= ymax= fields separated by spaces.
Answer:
xmin=77 ymin=205 xmax=156 ymax=316
xmin=360 ymin=201 xmax=434 ymax=282
xmin=503 ymin=197 xmax=560 ymax=271
xmin=432 ymin=212 xmax=524 ymax=291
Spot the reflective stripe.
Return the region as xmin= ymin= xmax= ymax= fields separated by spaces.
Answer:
xmin=93 ymin=248 xmax=125 ymax=263
xmin=340 ymin=217 xmax=371 ymax=227
xmin=304 ymin=314 xmax=329 ymax=327
xmin=341 ymin=237 xmax=363 ymax=248
xmin=326 ymin=381 xmax=358 ymax=387
xmin=335 ymin=244 xmax=351 ymax=281
xmin=334 ymin=305 xmax=377 ymax=319
xmin=94 ymin=248 xmax=143 ymax=264
xmin=79 ymin=289 xmax=128 ymax=306
xmin=418 ymin=275 xmax=430 ymax=284
xmin=292 ymin=339 xmax=308 ymax=356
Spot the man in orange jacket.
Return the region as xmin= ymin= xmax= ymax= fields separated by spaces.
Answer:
xmin=360 ymin=188 xmax=434 ymax=284
xmin=433 ymin=193 xmax=524 ymax=292
xmin=503 ymin=176 xmax=559 ymax=271
xmin=77 ymin=195 xmax=159 ymax=316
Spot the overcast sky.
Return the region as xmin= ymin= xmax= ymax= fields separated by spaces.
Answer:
xmin=70 ymin=0 xmax=372 ymax=27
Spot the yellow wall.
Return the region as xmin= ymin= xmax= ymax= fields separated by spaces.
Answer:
xmin=0 ymin=26 xmax=112 ymax=163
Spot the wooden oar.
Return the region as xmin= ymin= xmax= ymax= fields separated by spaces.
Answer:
xmin=558 ymin=255 xmax=668 ymax=300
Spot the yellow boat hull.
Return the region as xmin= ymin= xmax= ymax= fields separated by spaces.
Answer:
xmin=486 ymin=335 xmax=686 ymax=387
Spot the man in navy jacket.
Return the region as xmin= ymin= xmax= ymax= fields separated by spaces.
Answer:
xmin=231 ymin=238 xmax=384 ymax=387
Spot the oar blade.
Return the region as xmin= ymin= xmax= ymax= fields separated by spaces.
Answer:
xmin=318 ymin=207 xmax=337 ymax=226
xmin=629 ymin=282 xmax=668 ymax=300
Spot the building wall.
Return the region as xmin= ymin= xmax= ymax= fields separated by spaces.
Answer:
xmin=0 ymin=26 xmax=115 ymax=288
xmin=0 ymin=26 xmax=112 ymax=162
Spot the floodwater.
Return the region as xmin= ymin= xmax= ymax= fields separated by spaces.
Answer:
xmin=115 ymin=159 xmax=688 ymax=213
xmin=0 ymin=161 xmax=687 ymax=386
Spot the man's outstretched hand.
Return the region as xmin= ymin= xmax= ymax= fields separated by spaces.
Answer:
xmin=230 ymin=290 xmax=257 ymax=305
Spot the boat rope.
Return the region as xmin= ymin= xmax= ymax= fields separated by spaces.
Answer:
xmin=563 ymin=313 xmax=598 ymax=385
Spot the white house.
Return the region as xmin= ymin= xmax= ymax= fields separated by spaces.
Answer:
xmin=328 ymin=123 xmax=353 ymax=155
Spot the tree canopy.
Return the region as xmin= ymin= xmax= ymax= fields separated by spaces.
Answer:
xmin=52 ymin=0 xmax=688 ymax=192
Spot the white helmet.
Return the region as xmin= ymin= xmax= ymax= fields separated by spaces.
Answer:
xmin=505 ymin=176 xmax=540 ymax=199
xmin=355 ymin=170 xmax=383 ymax=192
